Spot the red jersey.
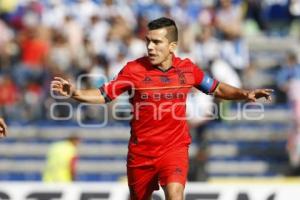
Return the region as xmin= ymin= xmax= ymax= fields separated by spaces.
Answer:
xmin=99 ymin=55 xmax=218 ymax=159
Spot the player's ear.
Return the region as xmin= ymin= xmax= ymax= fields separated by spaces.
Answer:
xmin=169 ymin=42 xmax=177 ymax=53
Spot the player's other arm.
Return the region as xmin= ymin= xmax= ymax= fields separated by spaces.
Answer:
xmin=51 ymin=77 xmax=105 ymax=104
xmin=193 ymin=63 xmax=273 ymax=102
xmin=214 ymin=82 xmax=273 ymax=102
xmin=70 ymin=156 xmax=78 ymax=181
xmin=0 ymin=118 xmax=8 ymax=138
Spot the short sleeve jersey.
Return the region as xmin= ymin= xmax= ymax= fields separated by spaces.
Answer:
xmin=100 ymin=55 xmax=218 ymax=158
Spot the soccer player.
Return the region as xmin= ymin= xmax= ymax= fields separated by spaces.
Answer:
xmin=0 ymin=118 xmax=7 ymax=138
xmin=51 ymin=17 xmax=273 ymax=200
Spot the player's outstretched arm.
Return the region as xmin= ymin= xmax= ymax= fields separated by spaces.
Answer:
xmin=214 ymin=82 xmax=273 ymax=102
xmin=51 ymin=77 xmax=105 ymax=104
xmin=0 ymin=118 xmax=7 ymax=138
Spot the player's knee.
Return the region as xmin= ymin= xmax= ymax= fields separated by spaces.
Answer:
xmin=164 ymin=183 xmax=184 ymax=200
xmin=166 ymin=189 xmax=183 ymax=200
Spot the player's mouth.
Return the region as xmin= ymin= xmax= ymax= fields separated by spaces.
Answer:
xmin=148 ymin=53 xmax=157 ymax=60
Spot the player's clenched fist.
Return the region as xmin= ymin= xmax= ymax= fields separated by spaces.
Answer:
xmin=51 ymin=77 xmax=74 ymax=97
xmin=0 ymin=118 xmax=7 ymax=138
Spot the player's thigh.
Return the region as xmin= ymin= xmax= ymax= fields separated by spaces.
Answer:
xmin=127 ymin=166 xmax=159 ymax=200
xmin=162 ymin=182 xmax=184 ymax=200
xmin=158 ymin=147 xmax=189 ymax=187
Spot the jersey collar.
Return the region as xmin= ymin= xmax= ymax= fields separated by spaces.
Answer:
xmin=152 ymin=54 xmax=178 ymax=72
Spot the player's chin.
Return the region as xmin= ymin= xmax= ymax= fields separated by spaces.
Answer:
xmin=147 ymin=57 xmax=159 ymax=65
xmin=149 ymin=59 xmax=160 ymax=65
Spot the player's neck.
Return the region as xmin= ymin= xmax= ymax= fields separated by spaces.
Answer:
xmin=160 ymin=54 xmax=173 ymax=70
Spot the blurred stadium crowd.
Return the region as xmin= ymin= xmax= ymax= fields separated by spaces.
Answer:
xmin=1 ymin=0 xmax=300 ymax=181
xmin=0 ymin=0 xmax=299 ymax=122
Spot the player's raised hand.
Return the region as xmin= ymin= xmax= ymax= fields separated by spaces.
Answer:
xmin=0 ymin=118 xmax=7 ymax=138
xmin=51 ymin=77 xmax=74 ymax=97
xmin=247 ymin=89 xmax=273 ymax=102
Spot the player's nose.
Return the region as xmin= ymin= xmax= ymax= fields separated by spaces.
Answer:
xmin=147 ymin=41 xmax=155 ymax=50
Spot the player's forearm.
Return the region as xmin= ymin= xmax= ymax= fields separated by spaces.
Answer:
xmin=214 ymin=82 xmax=249 ymax=100
xmin=72 ymin=89 xmax=105 ymax=104
xmin=70 ymin=157 xmax=77 ymax=181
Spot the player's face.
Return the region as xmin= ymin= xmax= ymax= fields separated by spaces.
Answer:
xmin=146 ymin=28 xmax=175 ymax=66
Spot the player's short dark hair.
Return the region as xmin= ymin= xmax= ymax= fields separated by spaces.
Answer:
xmin=147 ymin=17 xmax=178 ymax=42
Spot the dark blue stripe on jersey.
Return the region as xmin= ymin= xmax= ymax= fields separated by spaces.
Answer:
xmin=197 ymin=74 xmax=216 ymax=94
xmin=99 ymin=87 xmax=112 ymax=103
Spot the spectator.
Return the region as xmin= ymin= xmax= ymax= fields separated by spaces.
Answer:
xmin=170 ymin=0 xmax=201 ymax=26
xmin=62 ymin=14 xmax=83 ymax=64
xmin=0 ymin=19 xmax=14 ymax=71
xmin=123 ymin=32 xmax=146 ymax=60
xmin=243 ymin=0 xmax=264 ymax=35
xmin=41 ymin=0 xmax=67 ymax=29
xmin=286 ymin=122 xmax=300 ymax=176
xmin=277 ymin=53 xmax=300 ymax=163
xmin=48 ymin=31 xmax=72 ymax=74
xmin=86 ymin=14 xmax=110 ymax=55
xmin=191 ymin=25 xmax=220 ymax=69
xmin=14 ymin=26 xmax=49 ymax=87
xmin=88 ymin=54 xmax=109 ymax=88
xmin=23 ymin=79 xmax=43 ymax=121
xmin=276 ymin=51 xmax=300 ymax=92
xmin=216 ymin=0 xmax=249 ymax=73
xmin=70 ymin=0 xmax=99 ymax=28
xmin=219 ymin=36 xmax=250 ymax=73
xmin=261 ymin=0 xmax=291 ymax=36
xmin=0 ymin=74 xmax=19 ymax=120
xmin=215 ymin=0 xmax=243 ymax=40
xmin=99 ymin=0 xmax=137 ymax=29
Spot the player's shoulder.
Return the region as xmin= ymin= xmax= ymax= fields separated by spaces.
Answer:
xmin=173 ymin=56 xmax=198 ymax=70
xmin=124 ymin=56 xmax=151 ymax=72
